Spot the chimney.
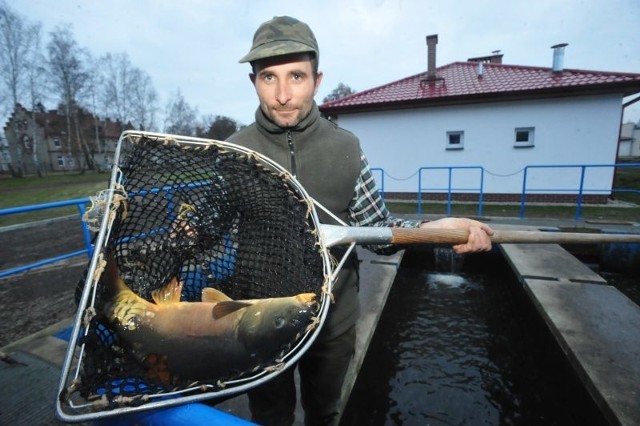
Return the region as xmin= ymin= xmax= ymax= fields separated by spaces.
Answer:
xmin=477 ymin=61 xmax=484 ymax=78
xmin=426 ymin=34 xmax=438 ymax=80
xmin=551 ymin=43 xmax=568 ymax=72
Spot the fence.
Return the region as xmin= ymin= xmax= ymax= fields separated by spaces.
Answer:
xmin=371 ymin=167 xmax=384 ymax=201
xmin=1 ymin=162 xmax=639 ymax=279
xmin=414 ymin=163 xmax=639 ymax=219
xmin=519 ymin=163 xmax=640 ymax=221
xmin=417 ymin=166 xmax=485 ymax=217
xmin=0 ymin=198 xmax=93 ymax=278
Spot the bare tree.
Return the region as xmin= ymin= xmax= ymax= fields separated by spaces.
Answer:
xmin=25 ymin=24 xmax=47 ymax=175
xmin=99 ymin=52 xmax=134 ymax=124
xmin=46 ymin=25 xmax=93 ymax=170
xmin=84 ymin=54 xmax=105 ymax=154
xmin=129 ymin=68 xmax=158 ymax=131
xmin=0 ymin=2 xmax=40 ymax=112
xmin=164 ymin=89 xmax=198 ymax=136
xmin=97 ymin=52 xmax=159 ymax=131
xmin=0 ymin=2 xmax=42 ymax=175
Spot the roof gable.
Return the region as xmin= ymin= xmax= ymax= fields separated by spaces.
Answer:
xmin=3 ymin=103 xmax=126 ymax=138
xmin=320 ymin=62 xmax=640 ymax=113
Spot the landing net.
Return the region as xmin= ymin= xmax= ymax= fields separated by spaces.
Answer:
xmin=57 ymin=131 xmax=334 ymax=422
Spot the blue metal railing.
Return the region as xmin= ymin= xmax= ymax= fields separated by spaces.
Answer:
xmin=0 ymin=198 xmax=94 ymax=278
xmin=2 ymin=163 xmax=638 ymax=277
xmin=520 ymin=163 xmax=640 ymax=221
xmin=417 ymin=166 xmax=485 ymax=217
xmin=371 ymin=167 xmax=384 ymax=201
xmin=0 ymin=180 xmax=219 ymax=279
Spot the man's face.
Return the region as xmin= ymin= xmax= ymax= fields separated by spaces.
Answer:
xmin=250 ymin=54 xmax=323 ymax=128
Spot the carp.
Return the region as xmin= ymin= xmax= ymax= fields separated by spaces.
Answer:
xmin=101 ymin=253 xmax=317 ymax=384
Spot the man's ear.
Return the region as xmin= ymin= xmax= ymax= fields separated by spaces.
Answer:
xmin=314 ymin=71 xmax=324 ymax=95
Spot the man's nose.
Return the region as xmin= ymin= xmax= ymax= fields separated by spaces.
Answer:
xmin=275 ymin=82 xmax=292 ymax=105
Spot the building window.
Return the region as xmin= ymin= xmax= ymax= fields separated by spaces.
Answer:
xmin=514 ymin=127 xmax=535 ymax=147
xmin=53 ymin=137 xmax=61 ymax=148
xmin=56 ymin=155 xmax=64 ymax=166
xmin=446 ymin=131 xmax=464 ymax=150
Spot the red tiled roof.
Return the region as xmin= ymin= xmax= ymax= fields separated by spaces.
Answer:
xmin=320 ymin=62 xmax=640 ymax=113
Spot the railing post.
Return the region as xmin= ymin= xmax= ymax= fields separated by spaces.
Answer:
xmin=417 ymin=168 xmax=423 ymax=216
xmin=575 ymin=165 xmax=586 ymax=221
xmin=478 ymin=168 xmax=484 ymax=218
xmin=519 ymin=167 xmax=528 ymax=219
xmin=371 ymin=168 xmax=384 ymax=201
xmin=77 ymin=203 xmax=94 ymax=259
xmin=446 ymin=167 xmax=453 ymax=217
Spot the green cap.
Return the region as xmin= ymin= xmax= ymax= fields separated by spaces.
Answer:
xmin=239 ymin=16 xmax=319 ymax=63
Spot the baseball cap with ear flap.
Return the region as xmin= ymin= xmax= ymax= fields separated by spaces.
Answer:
xmin=239 ymin=16 xmax=319 ymax=63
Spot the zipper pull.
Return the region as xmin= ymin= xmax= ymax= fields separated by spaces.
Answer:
xmin=287 ymin=131 xmax=297 ymax=177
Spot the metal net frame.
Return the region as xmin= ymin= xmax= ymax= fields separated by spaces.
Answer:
xmin=56 ymin=131 xmax=337 ymax=422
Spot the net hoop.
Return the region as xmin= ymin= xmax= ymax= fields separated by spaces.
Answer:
xmin=56 ymin=131 xmax=352 ymax=422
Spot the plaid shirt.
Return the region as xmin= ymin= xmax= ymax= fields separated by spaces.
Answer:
xmin=348 ymin=151 xmax=423 ymax=229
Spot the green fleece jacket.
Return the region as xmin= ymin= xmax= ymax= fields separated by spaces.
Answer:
xmin=227 ymin=103 xmax=361 ymax=339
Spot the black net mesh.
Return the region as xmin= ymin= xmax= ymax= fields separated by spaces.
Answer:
xmin=69 ymin=135 xmax=327 ymax=407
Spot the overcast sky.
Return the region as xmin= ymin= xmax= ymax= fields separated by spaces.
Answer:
xmin=11 ymin=0 xmax=640 ymax=127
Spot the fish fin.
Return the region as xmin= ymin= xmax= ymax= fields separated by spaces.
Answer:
xmin=151 ymin=277 xmax=183 ymax=305
xmin=212 ymin=301 xmax=253 ymax=319
xmin=103 ymin=250 xmax=127 ymax=295
xmin=201 ymin=287 xmax=233 ymax=303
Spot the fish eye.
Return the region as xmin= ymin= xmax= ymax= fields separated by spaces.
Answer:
xmin=274 ymin=316 xmax=285 ymax=329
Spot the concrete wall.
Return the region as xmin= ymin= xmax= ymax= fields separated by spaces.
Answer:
xmin=336 ymin=94 xmax=623 ymax=195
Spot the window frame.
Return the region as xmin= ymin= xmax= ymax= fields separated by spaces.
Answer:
xmin=446 ymin=130 xmax=464 ymax=150
xmin=514 ymin=127 xmax=535 ymax=148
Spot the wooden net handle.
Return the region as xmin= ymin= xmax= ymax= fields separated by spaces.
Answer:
xmin=390 ymin=228 xmax=640 ymax=245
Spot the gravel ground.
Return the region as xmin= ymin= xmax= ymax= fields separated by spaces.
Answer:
xmin=0 ymin=217 xmax=89 ymax=348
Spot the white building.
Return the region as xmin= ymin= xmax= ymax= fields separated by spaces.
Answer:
xmin=619 ymin=122 xmax=640 ymax=158
xmin=3 ymin=104 xmax=124 ymax=176
xmin=320 ymin=37 xmax=640 ymax=203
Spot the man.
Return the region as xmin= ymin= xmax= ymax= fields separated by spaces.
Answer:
xmin=227 ymin=16 xmax=493 ymax=426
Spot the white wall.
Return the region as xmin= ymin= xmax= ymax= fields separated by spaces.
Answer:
xmin=337 ymin=94 xmax=623 ymax=195
xmin=619 ymin=122 xmax=640 ymax=158
xmin=634 ymin=125 xmax=640 ymax=157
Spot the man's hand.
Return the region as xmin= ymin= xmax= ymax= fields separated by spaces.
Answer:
xmin=419 ymin=218 xmax=493 ymax=254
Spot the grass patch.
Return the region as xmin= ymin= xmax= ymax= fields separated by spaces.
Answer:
xmin=0 ymin=172 xmax=110 ymax=226
xmin=612 ymin=166 xmax=640 ymax=204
